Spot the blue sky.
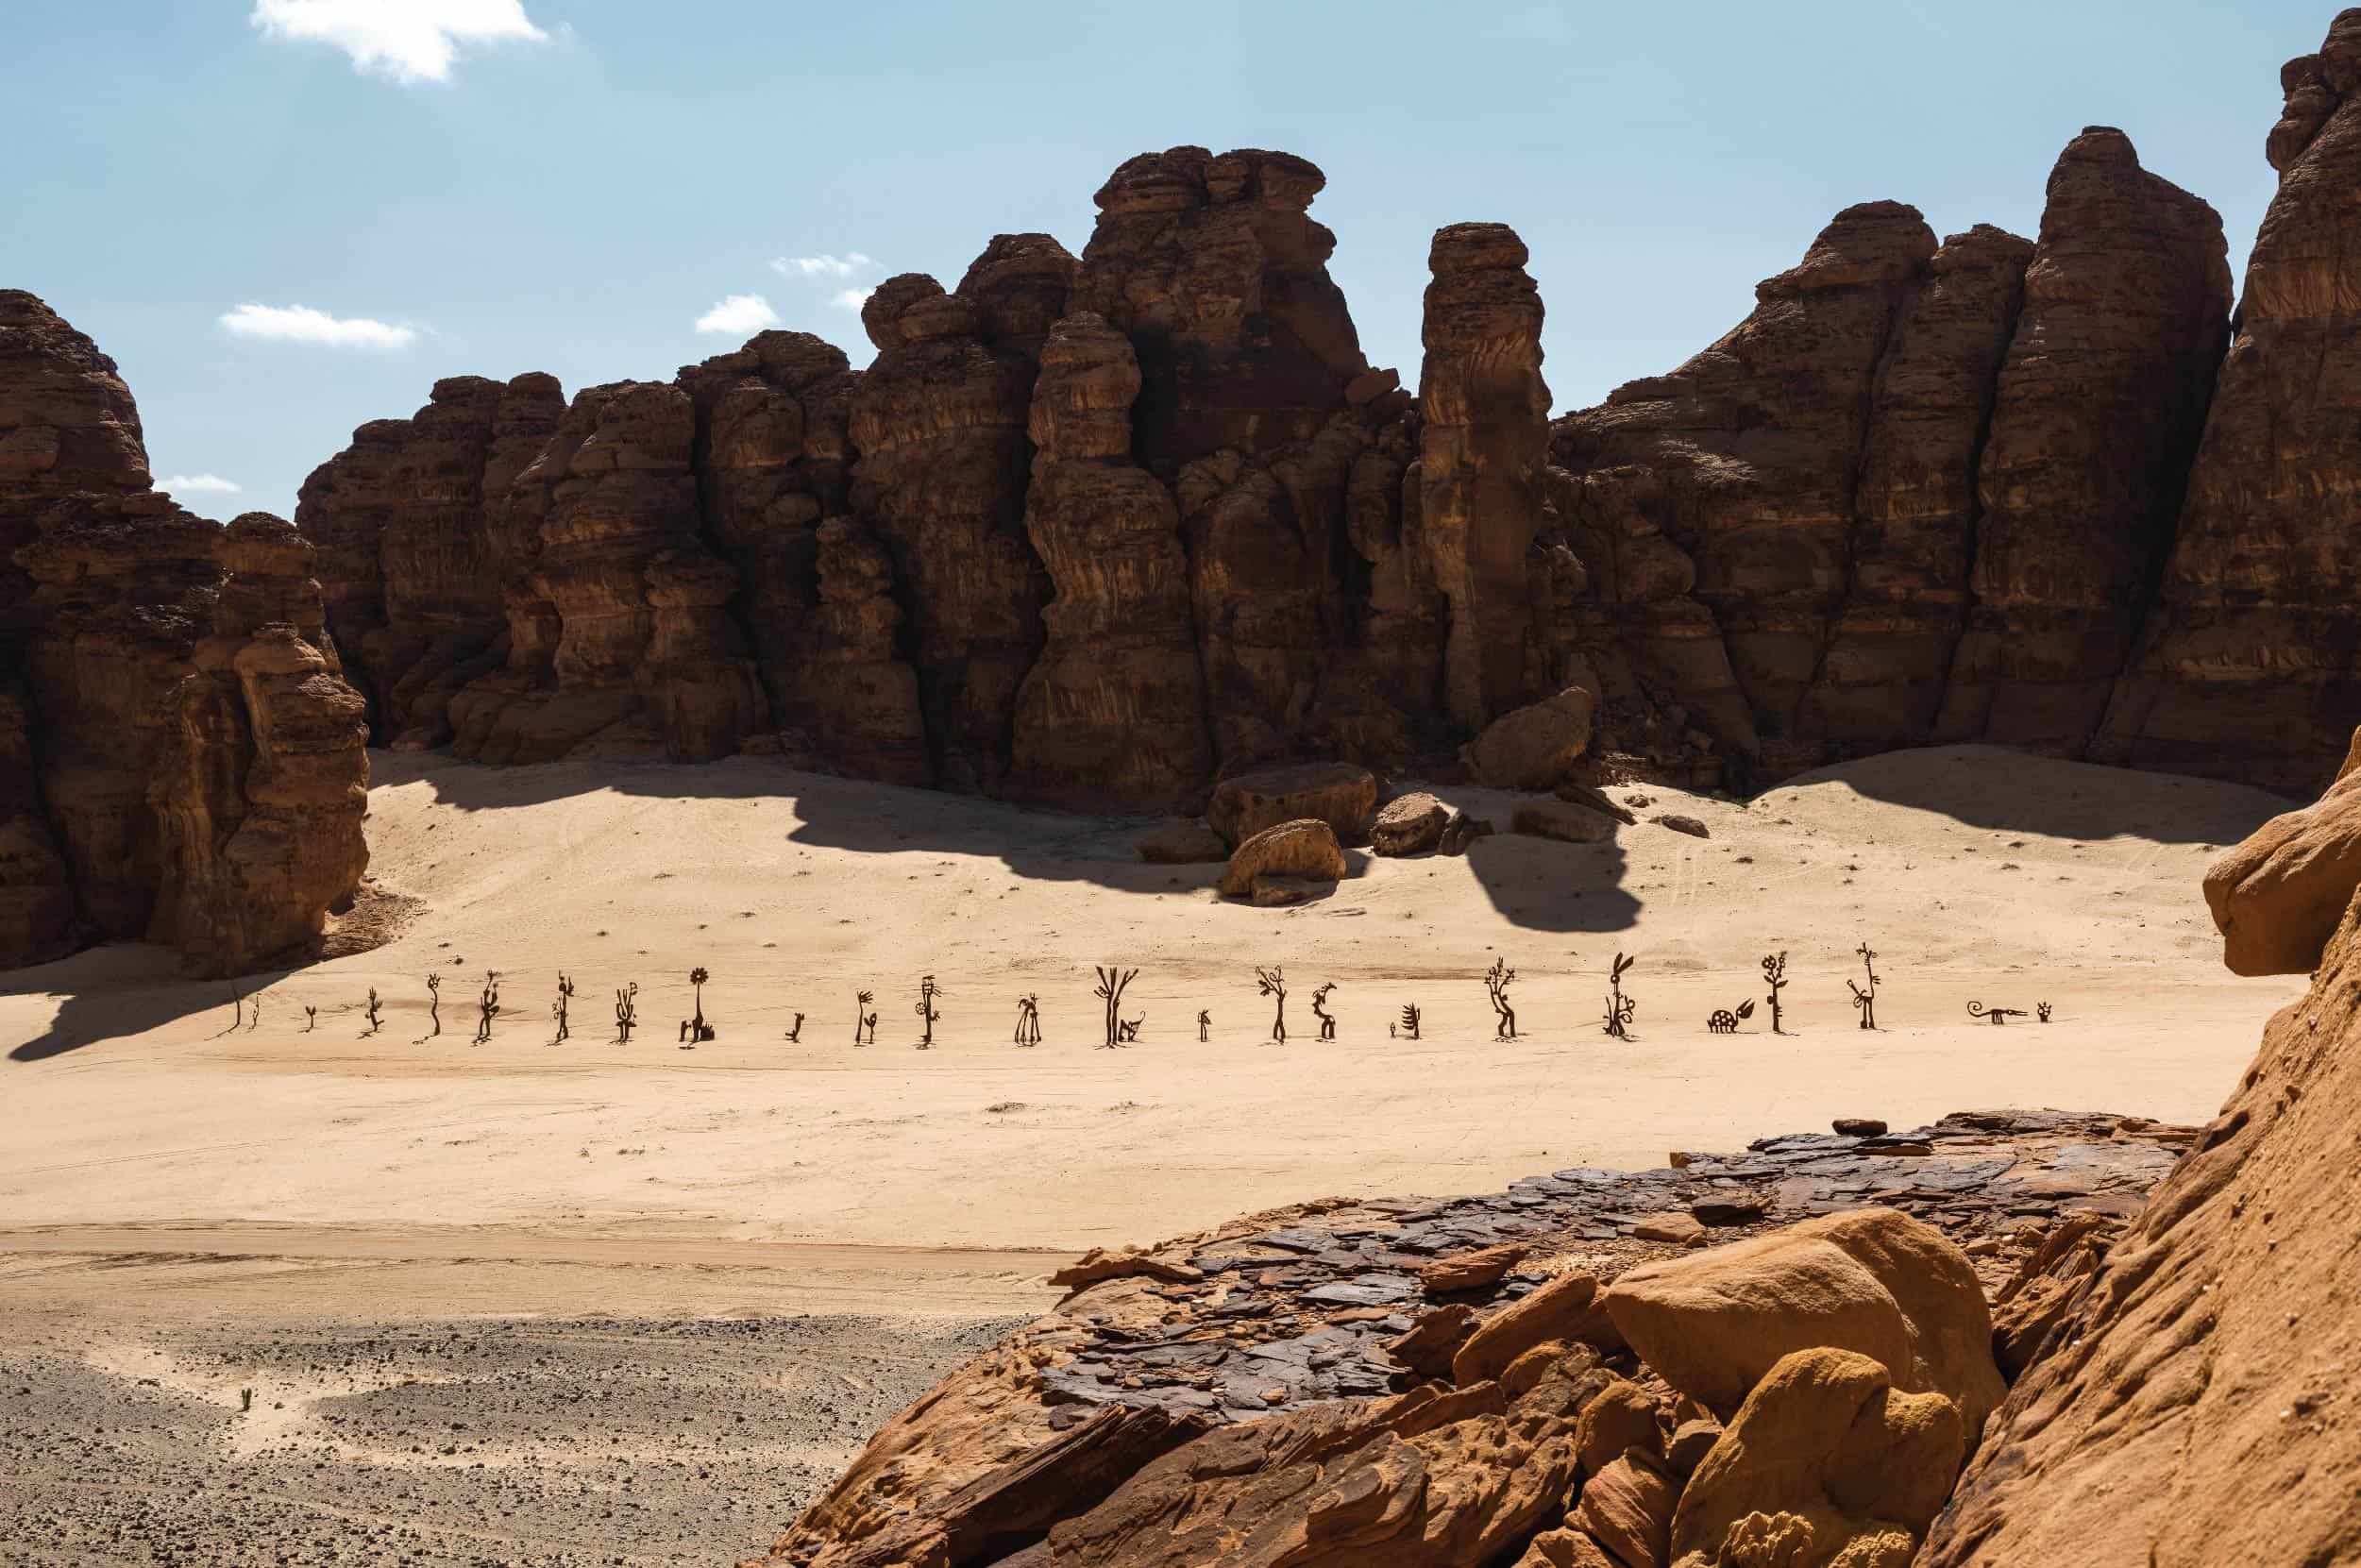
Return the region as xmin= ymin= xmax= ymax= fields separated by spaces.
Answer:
xmin=7 ymin=1 xmax=2336 ymax=520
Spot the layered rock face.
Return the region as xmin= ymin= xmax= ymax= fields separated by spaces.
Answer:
xmin=146 ymin=515 xmax=369 ymax=975
xmin=2096 ymin=11 xmax=2361 ymax=793
xmin=1 ymin=294 xmax=367 ymax=972
xmin=1554 ymin=129 xmax=2228 ymax=781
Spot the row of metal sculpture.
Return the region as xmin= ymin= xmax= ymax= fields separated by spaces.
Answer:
xmin=237 ymin=939 xmax=2053 ymax=1047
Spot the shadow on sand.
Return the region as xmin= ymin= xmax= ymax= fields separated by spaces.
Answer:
xmin=6 ymin=944 xmax=266 ymax=1062
xmin=1796 ymin=743 xmax=2298 ymax=844
xmin=368 ymin=751 xmax=1650 ymax=936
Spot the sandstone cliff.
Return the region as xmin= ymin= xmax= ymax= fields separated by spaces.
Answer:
xmin=0 ymin=292 xmax=368 ymax=973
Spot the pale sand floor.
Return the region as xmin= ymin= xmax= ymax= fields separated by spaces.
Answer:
xmin=0 ymin=743 xmax=2305 ymax=1319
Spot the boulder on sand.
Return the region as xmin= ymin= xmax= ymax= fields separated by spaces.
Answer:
xmin=1206 ymin=762 xmax=1377 ymax=847
xmin=1514 ymin=798 xmax=1620 ymax=844
xmin=1219 ymin=818 xmax=1347 ymax=901
xmin=2202 ymin=732 xmax=2361 ymax=974
xmin=1465 ymin=686 xmax=1596 ymax=789
xmin=1371 ymin=790 xmax=1451 ymax=855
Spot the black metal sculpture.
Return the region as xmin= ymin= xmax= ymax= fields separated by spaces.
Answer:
xmin=474 ymin=971 xmax=501 ymax=1044
xmin=784 ymin=1011 xmax=805 ymax=1043
xmin=1014 ymin=994 xmax=1041 ymax=1047
xmin=1094 ymin=967 xmax=1138 ymax=1050
xmin=1707 ymin=999 xmax=1755 ymax=1034
xmin=1196 ymin=1008 xmax=1210 ymax=1043
xmin=303 ymin=1005 xmax=317 ymax=1033
xmin=2037 ymin=1002 xmax=2052 ymax=1023
xmin=1311 ymin=982 xmax=1338 ymax=1042
xmin=1397 ymin=1003 xmax=1421 ymax=1041
xmin=425 ymin=973 xmax=442 ymax=1038
xmin=552 ymin=974 xmax=573 ymax=1043
xmin=1118 ymin=1015 xmax=1142 ymax=1043
xmin=363 ymin=987 xmax=382 ymax=1037
xmin=1485 ymin=957 xmax=1517 ymax=1040
xmin=1762 ymin=951 xmax=1789 ymax=1035
xmin=915 ymin=974 xmax=942 ymax=1049
xmin=853 ymin=989 xmax=874 ymax=1047
xmin=681 ymin=966 xmax=715 ymax=1043
xmin=1848 ymin=942 xmax=1880 ymax=1030
xmin=1966 ymin=1001 xmax=2028 ymax=1025
xmin=1602 ymin=952 xmax=1637 ymax=1039
xmin=615 ymin=981 xmax=638 ymax=1045
xmin=1256 ymin=966 xmax=1288 ymax=1044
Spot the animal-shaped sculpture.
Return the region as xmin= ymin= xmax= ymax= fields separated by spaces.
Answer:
xmin=1966 ymin=1001 xmax=2028 ymax=1025
xmin=1706 ymin=999 xmax=1756 ymax=1034
xmin=1118 ymin=1015 xmax=1142 ymax=1043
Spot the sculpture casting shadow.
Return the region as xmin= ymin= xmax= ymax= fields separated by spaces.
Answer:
xmin=7 ymin=944 xmax=287 ymax=1062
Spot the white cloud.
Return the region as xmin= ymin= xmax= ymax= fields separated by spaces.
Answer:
xmin=250 ymin=0 xmax=548 ymax=85
xmin=160 ymin=473 xmax=244 ymax=495
xmin=696 ymin=293 xmax=783 ymax=336
xmin=830 ymin=287 xmax=874 ymax=312
xmin=769 ymin=252 xmax=873 ymax=278
xmin=219 ymin=302 xmax=418 ymax=349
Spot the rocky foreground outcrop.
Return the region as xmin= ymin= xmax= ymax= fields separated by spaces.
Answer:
xmin=746 ymin=1111 xmax=2189 ymax=1568
xmin=280 ymin=16 xmax=2361 ymax=809
xmin=0 ymin=292 xmax=367 ymax=973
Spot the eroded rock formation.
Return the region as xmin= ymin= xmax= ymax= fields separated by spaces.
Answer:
xmin=1 ymin=293 xmax=367 ymax=972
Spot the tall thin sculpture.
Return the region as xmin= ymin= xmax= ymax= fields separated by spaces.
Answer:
xmin=1485 ymin=957 xmax=1517 ymax=1040
xmin=303 ymin=1005 xmax=317 ymax=1033
xmin=915 ymin=975 xmax=942 ymax=1049
xmin=1848 ymin=942 xmax=1880 ymax=1030
xmin=1397 ymin=1003 xmax=1421 ymax=1040
xmin=1602 ymin=953 xmax=1636 ymax=1040
xmin=363 ymin=987 xmax=382 ymax=1037
xmin=1013 ymin=994 xmax=1041 ymax=1047
xmin=682 ymin=966 xmax=715 ymax=1043
xmin=425 ymin=973 xmax=442 ymax=1037
xmin=784 ymin=1012 xmax=805 ymax=1043
xmin=1256 ymin=966 xmax=1288 ymax=1044
xmin=1762 ymin=951 xmax=1789 ymax=1035
xmin=552 ymin=974 xmax=574 ymax=1043
xmin=853 ymin=989 xmax=874 ymax=1047
xmin=1196 ymin=1009 xmax=1210 ymax=1043
xmin=474 ymin=970 xmax=502 ymax=1044
xmin=1310 ymin=983 xmax=1338 ymax=1041
xmin=1094 ymin=968 xmax=1138 ymax=1050
xmin=615 ymin=981 xmax=639 ymax=1045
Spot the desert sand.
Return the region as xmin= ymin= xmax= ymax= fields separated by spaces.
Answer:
xmin=0 ymin=744 xmax=2304 ymax=1562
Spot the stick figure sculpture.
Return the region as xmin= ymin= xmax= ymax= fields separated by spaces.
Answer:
xmin=614 ymin=981 xmax=638 ymax=1045
xmin=1013 ymin=994 xmax=1041 ymax=1047
xmin=1706 ymin=999 xmax=1756 ymax=1034
xmin=681 ymin=967 xmax=715 ymax=1043
xmin=1602 ymin=953 xmax=1637 ymax=1040
xmin=1398 ymin=1003 xmax=1421 ymax=1041
xmin=1848 ymin=942 xmax=1880 ymax=1030
xmin=474 ymin=971 xmax=501 ymax=1044
xmin=1093 ymin=968 xmax=1138 ymax=1050
xmin=425 ymin=973 xmax=441 ymax=1037
xmin=914 ymin=975 xmax=941 ymax=1049
xmin=303 ymin=1005 xmax=317 ymax=1033
xmin=1196 ymin=1009 xmax=1210 ymax=1043
xmin=784 ymin=1012 xmax=805 ymax=1043
xmin=853 ymin=990 xmax=872 ymax=1047
xmin=1762 ymin=951 xmax=1789 ymax=1035
xmin=1256 ymin=966 xmax=1288 ymax=1044
xmin=1310 ymin=983 xmax=1338 ymax=1042
xmin=552 ymin=974 xmax=574 ymax=1043
xmin=363 ymin=988 xmax=382 ymax=1037
xmin=1485 ymin=957 xmax=1518 ymax=1040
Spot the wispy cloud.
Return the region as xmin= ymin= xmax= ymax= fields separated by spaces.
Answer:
xmin=830 ymin=287 xmax=875 ymax=312
xmin=159 ymin=473 xmax=244 ymax=495
xmin=769 ymin=253 xmax=873 ymax=278
xmin=219 ymin=302 xmax=418 ymax=349
xmin=696 ymin=293 xmax=783 ymax=336
xmin=250 ymin=0 xmax=548 ymax=85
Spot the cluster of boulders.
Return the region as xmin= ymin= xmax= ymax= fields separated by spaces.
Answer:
xmin=749 ymin=1109 xmax=2193 ymax=1568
